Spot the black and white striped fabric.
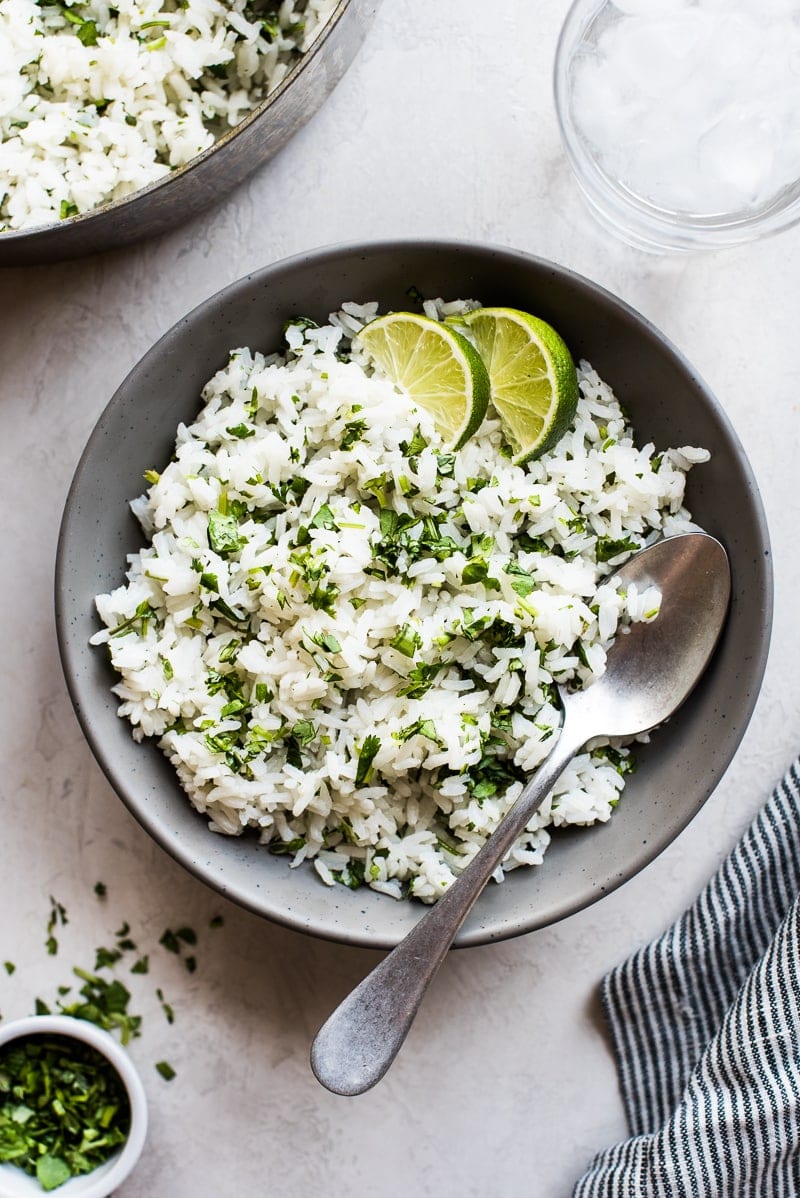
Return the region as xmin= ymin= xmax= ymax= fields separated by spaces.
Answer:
xmin=574 ymin=760 xmax=800 ymax=1196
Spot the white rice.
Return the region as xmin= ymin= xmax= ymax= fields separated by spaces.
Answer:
xmin=0 ymin=0 xmax=337 ymax=231
xmin=91 ymin=300 xmax=709 ymax=903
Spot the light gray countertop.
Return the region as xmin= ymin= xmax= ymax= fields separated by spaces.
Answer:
xmin=1 ymin=2 xmax=798 ymax=1194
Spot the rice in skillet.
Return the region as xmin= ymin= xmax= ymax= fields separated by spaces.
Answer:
xmin=0 ymin=0 xmax=336 ymax=231
xmin=91 ymin=300 xmax=709 ymax=902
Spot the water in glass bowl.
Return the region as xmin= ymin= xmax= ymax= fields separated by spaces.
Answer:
xmin=554 ymin=0 xmax=800 ymax=251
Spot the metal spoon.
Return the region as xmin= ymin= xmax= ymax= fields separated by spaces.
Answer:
xmin=311 ymin=531 xmax=731 ymax=1096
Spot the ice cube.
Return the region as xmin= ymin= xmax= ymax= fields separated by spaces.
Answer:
xmin=698 ymin=107 xmax=776 ymax=211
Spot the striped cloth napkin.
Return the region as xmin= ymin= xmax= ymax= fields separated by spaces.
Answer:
xmin=574 ymin=759 xmax=800 ymax=1196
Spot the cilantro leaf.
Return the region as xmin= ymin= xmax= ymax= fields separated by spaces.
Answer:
xmin=355 ymin=735 xmax=381 ymax=786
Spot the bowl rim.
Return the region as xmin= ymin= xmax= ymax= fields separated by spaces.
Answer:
xmin=0 ymin=0 xmax=353 ymax=244
xmin=54 ymin=237 xmax=774 ymax=948
xmin=0 ymin=1015 xmax=148 ymax=1198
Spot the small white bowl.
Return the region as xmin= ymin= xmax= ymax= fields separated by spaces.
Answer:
xmin=0 ymin=1016 xmax=148 ymax=1198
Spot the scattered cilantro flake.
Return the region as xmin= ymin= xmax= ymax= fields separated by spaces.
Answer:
xmin=155 ymin=1061 xmax=176 ymax=1081
xmin=94 ymin=882 xmax=107 ymax=899
xmin=209 ymin=915 xmax=224 ymax=930
xmin=45 ymin=897 xmax=68 ymax=956
xmin=94 ymin=946 xmax=122 ymax=970
xmin=3 ymin=962 xmax=15 ymax=975
xmin=156 ymin=988 xmax=175 ymax=1025
xmin=159 ymin=929 xmax=180 ymax=955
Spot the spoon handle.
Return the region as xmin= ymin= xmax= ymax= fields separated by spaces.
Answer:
xmin=310 ymin=717 xmax=586 ymax=1096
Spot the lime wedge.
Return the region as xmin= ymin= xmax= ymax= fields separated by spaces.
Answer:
xmin=462 ymin=307 xmax=579 ymax=464
xmin=356 ymin=312 xmax=490 ymax=449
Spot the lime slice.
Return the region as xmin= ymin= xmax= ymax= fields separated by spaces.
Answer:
xmin=356 ymin=312 xmax=490 ymax=449
xmin=462 ymin=307 xmax=579 ymax=464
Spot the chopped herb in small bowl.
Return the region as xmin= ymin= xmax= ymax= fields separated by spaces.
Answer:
xmin=0 ymin=1015 xmax=147 ymax=1196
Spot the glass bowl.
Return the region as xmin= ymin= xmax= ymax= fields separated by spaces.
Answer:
xmin=554 ymin=0 xmax=800 ymax=252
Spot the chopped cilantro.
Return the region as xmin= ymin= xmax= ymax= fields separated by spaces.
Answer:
xmin=0 ymin=1035 xmax=130 ymax=1187
xmin=340 ymin=420 xmax=368 ymax=451
xmin=156 ymin=988 xmax=175 ymax=1025
xmin=292 ymin=720 xmax=316 ymax=747
xmin=308 ymin=629 xmax=341 ymax=654
xmin=593 ymin=745 xmax=637 ymax=776
xmin=159 ymin=929 xmax=180 ymax=955
xmin=355 ymin=735 xmax=381 ymax=786
xmin=76 ymin=17 xmax=99 ymax=45
xmin=394 ymin=719 xmax=442 ymax=746
xmin=401 ymin=427 xmax=428 ymax=457
xmin=462 ymin=558 xmax=492 ymax=586
xmin=332 ymin=858 xmax=367 ymax=890
xmin=45 ymin=897 xmax=67 ymax=956
xmin=94 ymin=946 xmax=122 ymax=970
xmin=390 ymin=623 xmax=422 ymax=657
xmin=596 ymin=535 xmax=639 ymax=563
xmin=397 ymin=660 xmax=444 ymax=698
xmin=226 ymin=423 xmax=255 ymax=439
xmin=207 ymin=509 xmax=245 ymax=556
xmin=309 ymin=503 xmax=337 ymax=531
xmin=155 ymin=1061 xmax=176 ymax=1081
xmin=268 ymin=836 xmax=306 ymax=856
xmin=504 ymin=561 xmax=537 ymax=597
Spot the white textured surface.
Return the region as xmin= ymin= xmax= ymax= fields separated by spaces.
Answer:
xmin=1 ymin=2 xmax=799 ymax=1195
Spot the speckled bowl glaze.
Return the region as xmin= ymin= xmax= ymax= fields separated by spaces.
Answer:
xmin=0 ymin=1015 xmax=148 ymax=1198
xmin=0 ymin=0 xmax=375 ymax=267
xmin=55 ymin=240 xmax=772 ymax=949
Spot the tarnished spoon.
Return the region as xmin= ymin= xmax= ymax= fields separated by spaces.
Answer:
xmin=311 ymin=532 xmax=731 ymax=1096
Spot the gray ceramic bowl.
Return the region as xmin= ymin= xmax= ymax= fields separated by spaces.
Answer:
xmin=55 ymin=240 xmax=772 ymax=949
xmin=0 ymin=0 xmax=374 ymax=268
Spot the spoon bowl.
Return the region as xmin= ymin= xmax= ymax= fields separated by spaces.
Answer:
xmin=567 ymin=532 xmax=731 ymax=739
xmin=311 ymin=532 xmax=731 ymax=1096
